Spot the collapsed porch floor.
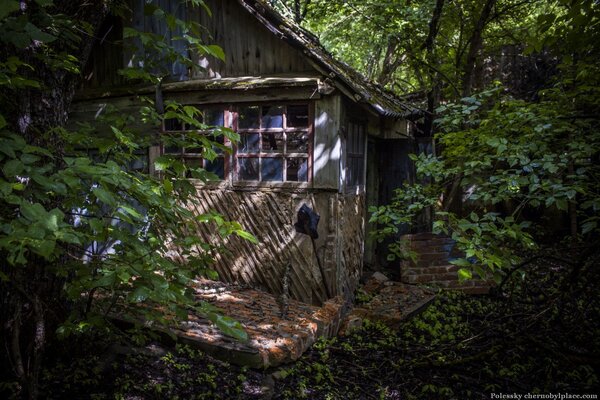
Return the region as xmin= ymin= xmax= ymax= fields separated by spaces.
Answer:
xmin=168 ymin=278 xmax=435 ymax=369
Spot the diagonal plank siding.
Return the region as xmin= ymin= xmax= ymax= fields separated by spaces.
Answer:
xmin=179 ymin=186 xmax=364 ymax=305
xmin=337 ymin=194 xmax=365 ymax=301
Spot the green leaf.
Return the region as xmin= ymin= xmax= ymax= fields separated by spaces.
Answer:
xmin=165 ymin=14 xmax=177 ymax=30
xmin=130 ymin=286 xmax=151 ymax=302
xmin=582 ymin=221 xmax=597 ymax=235
xmin=450 ymin=258 xmax=472 ymax=267
xmin=154 ymin=156 xmax=172 ymax=171
xmin=204 ymin=269 xmax=219 ymax=280
xmin=89 ymin=218 xmax=104 ymax=232
xmin=163 ymin=178 xmax=173 ymax=194
xmin=3 ymin=159 xmax=24 ymax=176
xmin=0 ymin=180 xmax=12 ymax=196
xmin=0 ymin=143 xmax=15 ymax=159
xmin=208 ymin=312 xmax=248 ymax=341
xmin=92 ymin=187 xmax=117 ymax=207
xmin=458 ymin=268 xmax=472 ymax=281
xmin=24 ymin=22 xmax=56 ymax=43
xmin=42 ymin=212 xmax=59 ymax=232
xmin=8 ymin=32 xmax=31 ymax=48
xmin=30 ymin=173 xmax=54 ymax=188
xmin=122 ymin=27 xmax=140 ymax=39
xmin=555 ymin=198 xmax=568 ymax=211
xmin=61 ymin=174 xmax=80 ymax=188
xmin=206 ymin=45 xmax=225 ymax=61
xmin=34 ymin=239 xmax=55 ymax=258
xmin=95 ymin=272 xmax=116 ymax=287
xmin=120 ymin=205 xmax=142 ymax=220
xmin=0 ymin=1 xmax=20 ymax=20
xmin=235 ymin=230 xmax=258 ymax=244
xmin=20 ymin=202 xmax=46 ymax=221
xmin=56 ymin=231 xmax=81 ymax=245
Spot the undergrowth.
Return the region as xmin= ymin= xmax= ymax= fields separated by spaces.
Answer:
xmin=274 ymin=257 xmax=600 ymax=399
xmin=2 ymin=254 xmax=597 ymax=400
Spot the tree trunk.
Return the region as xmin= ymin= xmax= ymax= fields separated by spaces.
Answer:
xmin=422 ymin=0 xmax=445 ymax=54
xmin=1 ymin=2 xmax=111 ymax=398
xmin=12 ymin=1 xmax=111 ymax=141
xmin=378 ymin=36 xmax=404 ymax=86
xmin=292 ymin=0 xmax=311 ymax=24
xmin=462 ymin=0 xmax=496 ymax=96
xmin=422 ymin=0 xmax=445 ymax=133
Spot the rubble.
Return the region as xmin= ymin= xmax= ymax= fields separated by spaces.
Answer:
xmin=139 ymin=275 xmax=434 ymax=368
xmin=169 ymin=279 xmax=345 ymax=368
xmin=340 ymin=273 xmax=436 ymax=334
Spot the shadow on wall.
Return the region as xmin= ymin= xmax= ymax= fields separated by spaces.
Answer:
xmin=177 ymin=188 xmax=331 ymax=305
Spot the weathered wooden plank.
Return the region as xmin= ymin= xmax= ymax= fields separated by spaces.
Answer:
xmin=166 ymin=87 xmax=320 ymax=105
xmin=313 ymin=94 xmax=342 ymax=190
xmin=75 ymin=77 xmax=321 ymax=102
xmin=174 ymin=187 xmax=354 ymax=305
xmin=85 ymin=0 xmax=316 ymax=88
xmin=337 ymin=194 xmax=365 ymax=299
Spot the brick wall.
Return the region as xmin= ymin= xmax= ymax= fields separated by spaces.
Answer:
xmin=399 ymin=233 xmax=491 ymax=294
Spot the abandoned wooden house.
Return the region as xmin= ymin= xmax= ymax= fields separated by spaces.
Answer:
xmin=70 ymin=0 xmax=423 ymax=306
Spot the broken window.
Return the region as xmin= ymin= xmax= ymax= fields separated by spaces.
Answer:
xmin=160 ymin=103 xmax=311 ymax=183
xmin=235 ymin=104 xmax=310 ymax=183
xmin=346 ymin=121 xmax=366 ymax=189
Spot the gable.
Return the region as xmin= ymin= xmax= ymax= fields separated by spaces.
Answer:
xmin=81 ymin=0 xmax=419 ymax=119
xmin=83 ymin=0 xmax=316 ymax=89
xmin=192 ymin=0 xmax=315 ymax=78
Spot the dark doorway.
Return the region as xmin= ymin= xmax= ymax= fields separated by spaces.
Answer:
xmin=377 ymin=139 xmax=415 ymax=208
xmin=365 ymin=138 xmax=416 ymax=269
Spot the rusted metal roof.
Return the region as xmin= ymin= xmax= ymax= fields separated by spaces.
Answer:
xmin=237 ymin=0 xmax=424 ymax=119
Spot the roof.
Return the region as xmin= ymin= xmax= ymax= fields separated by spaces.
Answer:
xmin=237 ymin=0 xmax=423 ymax=119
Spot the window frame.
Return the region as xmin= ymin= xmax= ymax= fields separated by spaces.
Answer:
xmin=160 ymin=106 xmax=233 ymax=180
xmin=158 ymin=102 xmax=314 ymax=185
xmin=232 ymin=102 xmax=313 ymax=184
xmin=345 ymin=120 xmax=367 ymax=192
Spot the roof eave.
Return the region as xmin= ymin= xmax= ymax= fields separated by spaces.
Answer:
xmin=238 ymin=0 xmax=425 ymax=119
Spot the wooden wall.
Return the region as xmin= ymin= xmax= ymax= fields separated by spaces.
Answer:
xmin=333 ymin=194 xmax=365 ymax=301
xmin=189 ymin=0 xmax=314 ymax=78
xmin=72 ymin=38 xmax=368 ymax=305
xmin=313 ymin=94 xmax=342 ymax=190
xmin=175 ymin=186 xmax=364 ymax=305
xmin=67 ymin=90 xmax=363 ymax=305
xmin=83 ymin=0 xmax=316 ymax=89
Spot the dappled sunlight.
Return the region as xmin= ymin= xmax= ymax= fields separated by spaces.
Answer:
xmin=182 ymin=187 xmax=333 ymax=304
xmin=313 ymin=111 xmax=341 ymax=178
xmin=173 ymin=280 xmax=344 ymax=367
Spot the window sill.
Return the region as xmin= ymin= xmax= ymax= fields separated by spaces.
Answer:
xmin=232 ymin=181 xmax=311 ymax=190
xmin=190 ymin=179 xmax=229 ymax=189
xmin=189 ymin=179 xmax=312 ymax=191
